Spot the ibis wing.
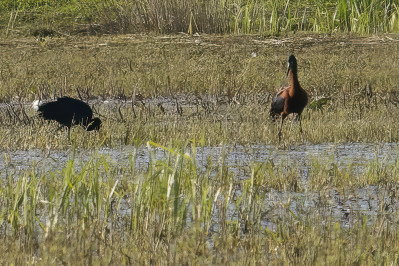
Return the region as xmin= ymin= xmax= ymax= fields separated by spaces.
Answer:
xmin=56 ymin=97 xmax=93 ymax=123
xmin=270 ymin=89 xmax=286 ymax=115
xmin=38 ymin=97 xmax=93 ymax=127
xmin=38 ymin=101 xmax=65 ymax=121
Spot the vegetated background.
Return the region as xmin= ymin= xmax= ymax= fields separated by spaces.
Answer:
xmin=2 ymin=0 xmax=399 ymax=36
xmin=4 ymin=2 xmax=399 ymax=265
xmin=2 ymin=34 xmax=399 ymax=148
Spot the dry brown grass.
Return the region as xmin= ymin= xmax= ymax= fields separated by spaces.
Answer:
xmin=1 ymin=34 xmax=399 ymax=149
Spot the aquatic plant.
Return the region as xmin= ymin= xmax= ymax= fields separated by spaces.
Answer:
xmin=1 ymin=142 xmax=399 ymax=263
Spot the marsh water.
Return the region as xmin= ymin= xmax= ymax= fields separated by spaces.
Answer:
xmin=2 ymin=142 xmax=399 ymax=229
xmin=2 ymin=35 xmax=399 ymax=261
xmin=2 ymin=142 xmax=398 ymax=174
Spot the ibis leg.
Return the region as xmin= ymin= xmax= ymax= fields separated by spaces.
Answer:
xmin=289 ymin=117 xmax=295 ymax=134
xmin=299 ymin=115 xmax=303 ymax=134
xmin=67 ymin=127 xmax=71 ymax=141
xmin=278 ymin=115 xmax=284 ymax=143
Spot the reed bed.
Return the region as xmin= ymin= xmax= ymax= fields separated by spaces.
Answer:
xmin=1 ymin=31 xmax=399 ymax=264
xmin=3 ymin=0 xmax=399 ymax=36
xmin=1 ymin=143 xmax=399 ymax=264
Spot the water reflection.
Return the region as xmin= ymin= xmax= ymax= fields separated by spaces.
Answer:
xmin=2 ymin=142 xmax=398 ymax=175
xmin=1 ymin=142 xmax=398 ymax=229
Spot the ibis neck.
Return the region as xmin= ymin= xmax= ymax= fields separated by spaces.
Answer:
xmin=287 ymin=67 xmax=300 ymax=94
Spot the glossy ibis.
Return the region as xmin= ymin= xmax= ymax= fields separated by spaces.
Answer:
xmin=37 ymin=97 xmax=101 ymax=135
xmin=270 ymin=55 xmax=308 ymax=142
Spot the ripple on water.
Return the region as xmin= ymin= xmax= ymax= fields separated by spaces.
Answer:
xmin=1 ymin=142 xmax=399 ymax=175
xmin=1 ymin=142 xmax=399 ymax=229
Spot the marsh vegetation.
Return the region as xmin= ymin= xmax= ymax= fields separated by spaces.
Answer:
xmin=3 ymin=0 xmax=399 ymax=36
xmin=2 ymin=2 xmax=399 ymax=262
xmin=1 ymin=142 xmax=399 ymax=264
xmin=1 ymin=34 xmax=399 ymax=147
xmin=1 ymin=33 xmax=399 ymax=264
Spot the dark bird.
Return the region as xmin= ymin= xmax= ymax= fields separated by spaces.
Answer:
xmin=270 ymin=55 xmax=308 ymax=142
xmin=36 ymin=97 xmax=101 ymax=135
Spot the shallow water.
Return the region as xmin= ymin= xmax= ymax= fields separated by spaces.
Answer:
xmin=2 ymin=142 xmax=399 ymax=229
xmin=2 ymin=142 xmax=398 ymax=174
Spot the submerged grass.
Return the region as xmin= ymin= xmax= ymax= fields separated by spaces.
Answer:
xmin=2 ymin=99 xmax=399 ymax=149
xmin=1 ymin=143 xmax=399 ymax=264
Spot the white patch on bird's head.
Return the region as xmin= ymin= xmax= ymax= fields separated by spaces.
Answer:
xmin=32 ymin=100 xmax=41 ymax=110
